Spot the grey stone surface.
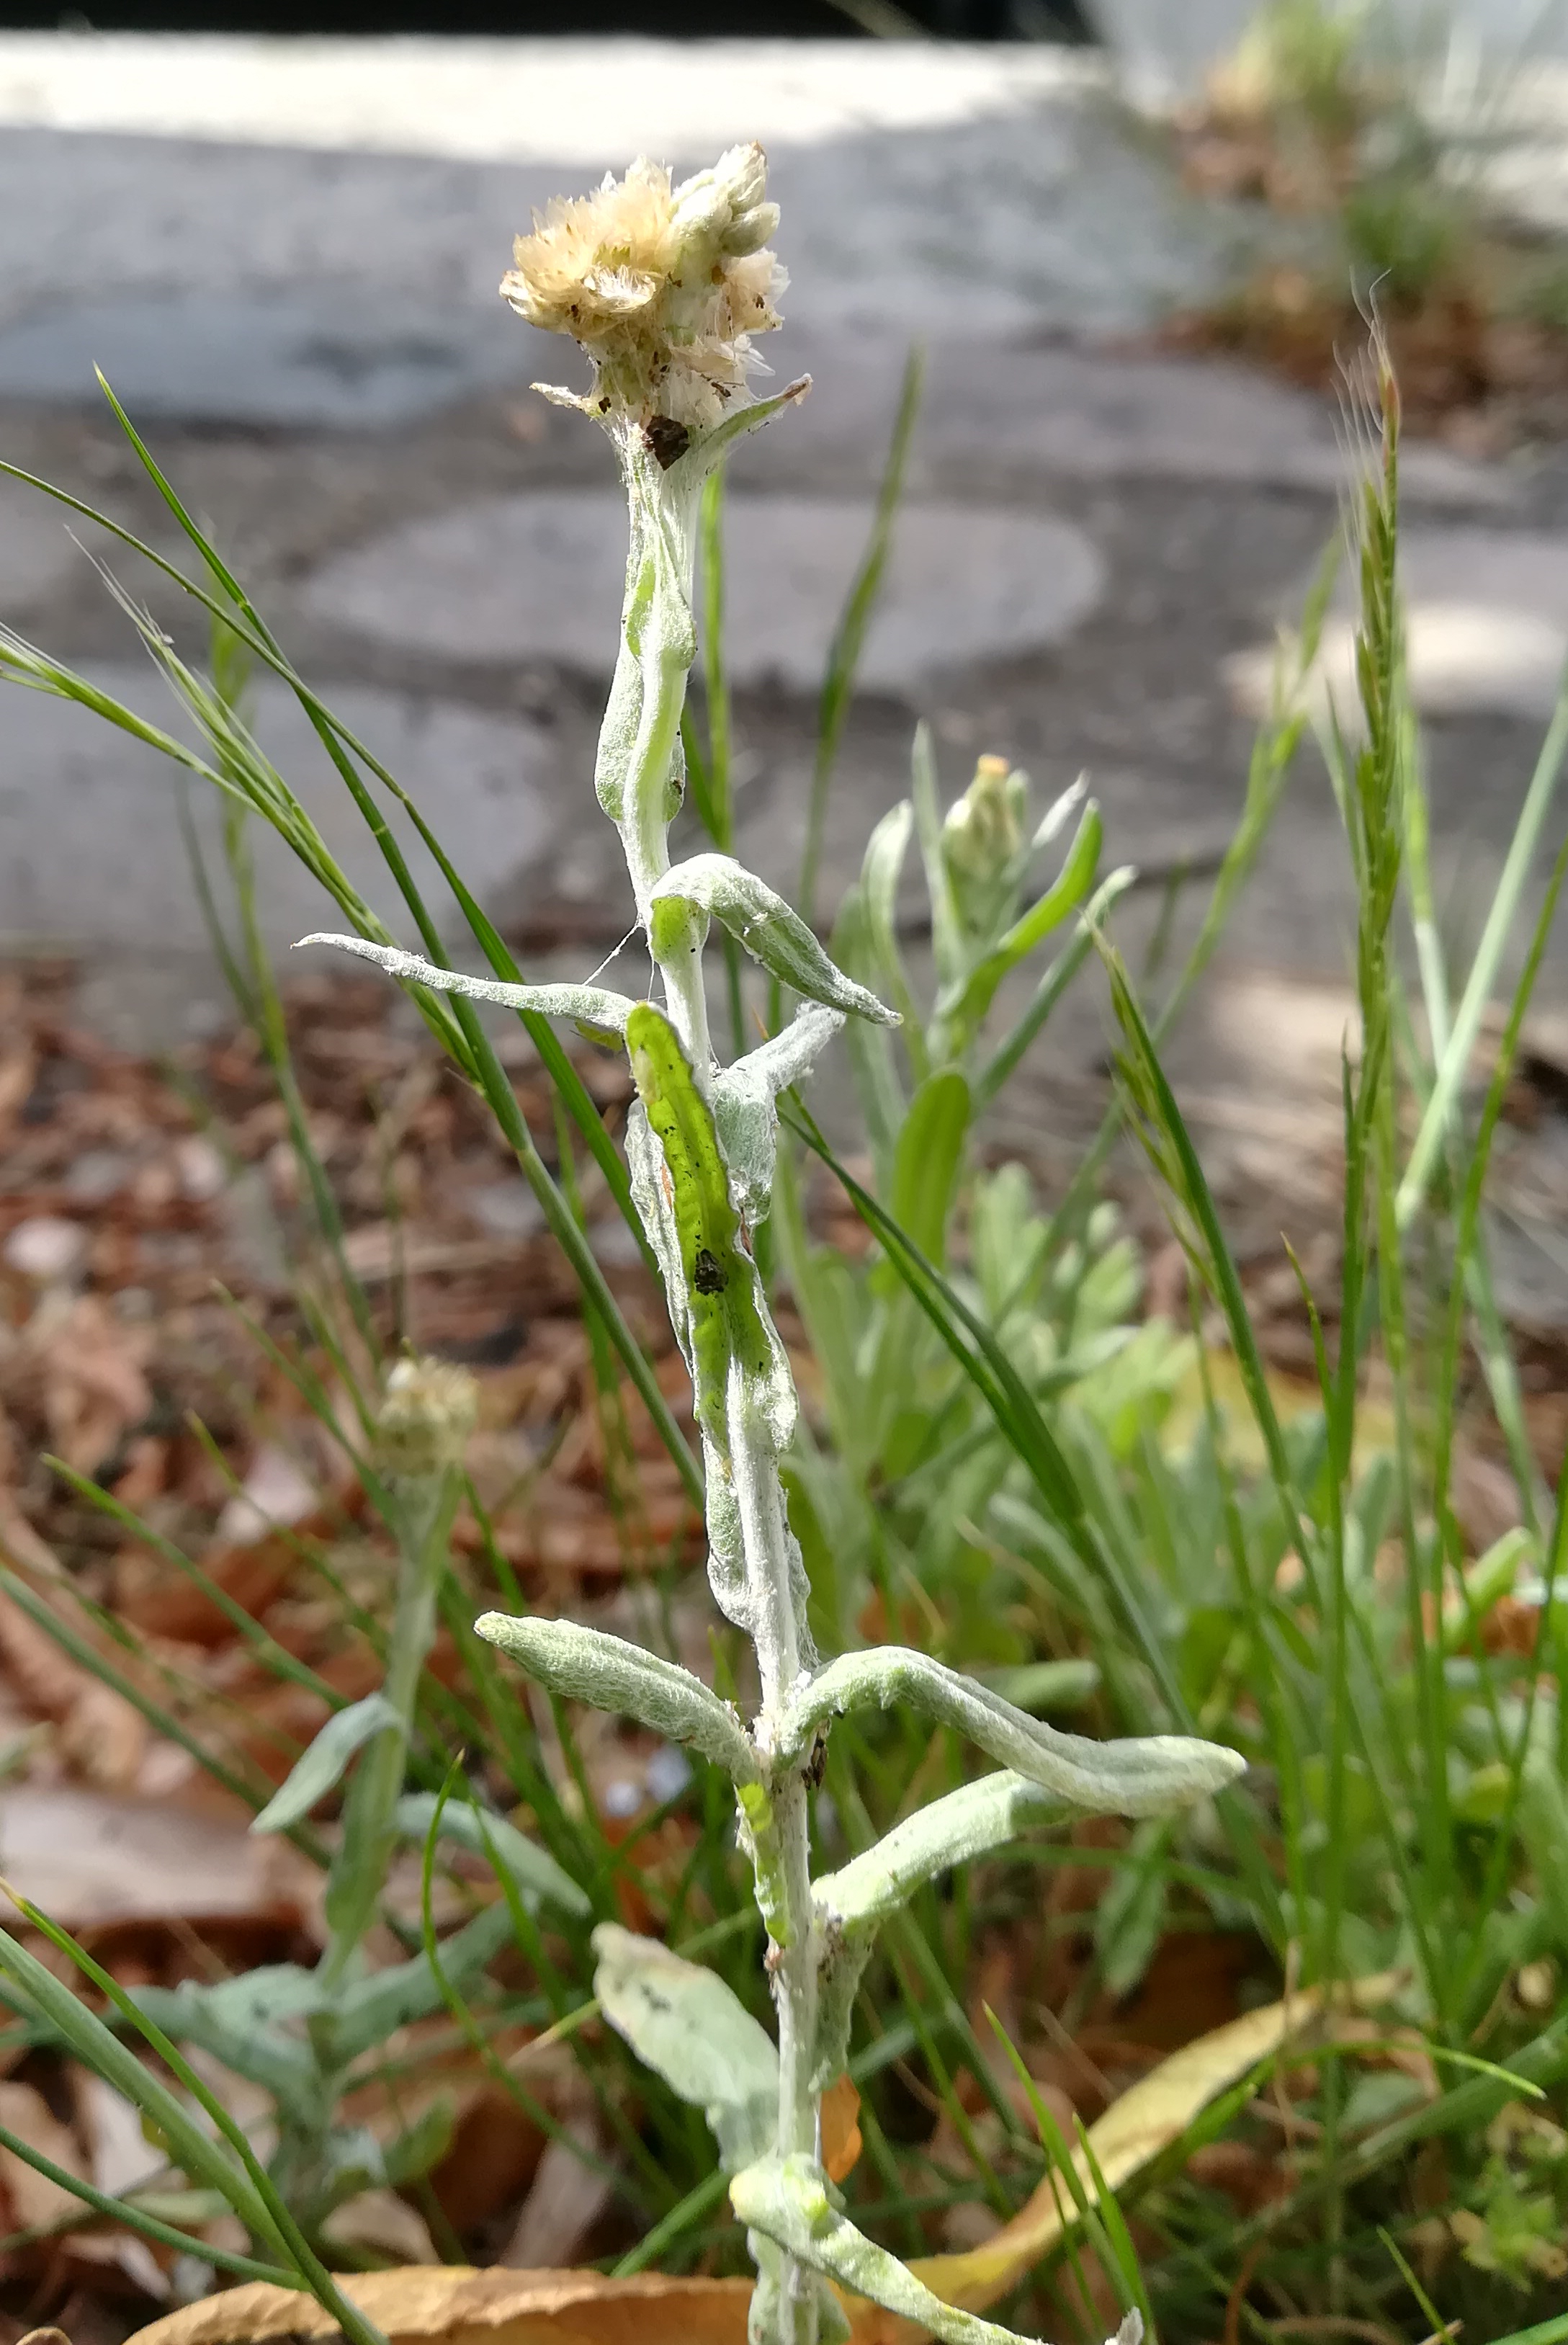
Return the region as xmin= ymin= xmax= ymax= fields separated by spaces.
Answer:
xmin=1227 ymin=527 xmax=1568 ymax=722
xmin=0 ymin=474 xmax=93 ymax=610
xmin=301 ymin=491 xmax=1107 ymax=690
xmin=0 ymin=41 xmax=1235 ymax=424
xmin=0 ymin=28 xmax=1564 ymax=1068
xmin=0 ymin=290 xmax=534 ymax=429
xmin=0 ymin=34 xmax=1098 ymax=158
xmin=747 ymin=336 xmax=1513 ymax=507
xmin=0 ymin=666 xmax=560 ymax=957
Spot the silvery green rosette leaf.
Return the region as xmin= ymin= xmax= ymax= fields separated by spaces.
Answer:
xmin=249 ymin=1694 xmax=402 ymax=1835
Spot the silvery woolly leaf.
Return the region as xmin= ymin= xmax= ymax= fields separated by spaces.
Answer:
xmin=712 ymin=1002 xmax=844 ymax=1223
xmin=809 ymin=1773 xmax=1065 ymax=2091
xmin=392 ymin=1792 xmax=589 ymax=1916
xmin=690 ymin=376 xmax=812 ymax=471
xmin=733 ymin=1001 xmax=847 ymax=1098
xmin=249 ymin=1692 xmax=402 ymax=1834
xmin=1032 ymin=774 xmax=1088 ymax=854
xmin=593 ymin=1924 xmax=777 ymax=2171
xmin=295 ymin=934 xmax=635 ymax=1042
xmin=702 ymin=1425 xmax=758 ymax=1641
xmin=474 ymin=1612 xmax=759 ymax=1785
xmin=648 ymin=856 xmax=897 ymax=1027
xmin=786 ymin=1648 xmax=1245 ymax=1818
xmin=815 ymin=1772 xmax=1065 ymax=1939
xmin=860 ymin=800 xmax=913 ymax=1001
xmin=709 ymin=1084 xmax=776 ymax=1228
xmin=730 ymin=2155 xmax=1026 ymax=2345
xmin=748 ymin=2250 xmax=851 ymax=2345
xmin=625 ymin=1099 xmax=691 ymax=1363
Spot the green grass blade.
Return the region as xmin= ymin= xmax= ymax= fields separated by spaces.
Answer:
xmin=1399 ymin=664 xmax=1568 ymax=1228
xmin=8 ymin=1892 xmax=385 ymax=2331
xmin=1093 ymin=932 xmax=1311 ymax=1571
xmin=799 ymin=347 xmax=923 ymax=929
xmin=610 ymin=2166 xmax=731 ymax=2275
xmin=0 ymin=2122 xmax=292 ymax=2284
xmin=0 ymin=1913 xmax=280 ymax=2244
xmin=1489 ymin=2317 xmax=1568 ymax=2345
xmin=66 ymin=391 xmax=667 ymax=1307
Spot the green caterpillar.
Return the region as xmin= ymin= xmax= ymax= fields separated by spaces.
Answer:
xmin=626 ymin=1002 xmax=792 ymax=1464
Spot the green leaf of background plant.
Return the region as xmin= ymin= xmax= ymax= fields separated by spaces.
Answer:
xmin=888 ymin=1071 xmax=970 ymax=1269
xmin=935 ymin=798 xmax=1102 ymax=1041
xmin=251 ymin=1693 xmax=402 ymax=1833
xmin=393 ymin=1791 xmax=591 ymax=1915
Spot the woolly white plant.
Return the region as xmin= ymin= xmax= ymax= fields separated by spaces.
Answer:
xmin=304 ymin=144 xmax=1245 ymax=2345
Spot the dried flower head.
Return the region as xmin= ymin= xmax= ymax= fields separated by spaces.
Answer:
xmin=376 ymin=1355 xmax=479 ymax=1480
xmin=501 ymin=143 xmax=786 ymax=434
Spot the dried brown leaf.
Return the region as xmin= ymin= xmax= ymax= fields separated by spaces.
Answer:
xmin=500 ymin=2114 xmax=614 ymax=2272
xmin=130 ymin=2267 xmax=753 ymax=2345
xmin=0 ymin=1786 xmax=303 ymax=1931
xmin=0 ymin=1586 xmax=147 ymax=1791
xmin=0 ymin=2078 xmax=89 ymax=2234
xmin=30 ymin=1296 xmax=152 ymax=1476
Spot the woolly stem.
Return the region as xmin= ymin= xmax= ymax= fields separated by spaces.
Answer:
xmin=597 ymin=431 xmax=819 ymax=2345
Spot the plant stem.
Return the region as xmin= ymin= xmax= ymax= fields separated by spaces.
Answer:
xmin=602 ymin=426 xmax=821 ymax=2345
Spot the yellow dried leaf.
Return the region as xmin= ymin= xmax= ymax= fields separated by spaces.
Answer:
xmin=130 ymin=2267 xmax=753 ymax=2345
xmin=842 ymin=1975 xmax=1400 ymax=2344
xmin=821 ymin=2076 xmax=863 ymax=2186
xmin=130 ymin=1980 xmax=1398 ymax=2345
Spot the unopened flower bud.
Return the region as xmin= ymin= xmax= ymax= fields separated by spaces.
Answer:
xmin=376 ymin=1357 xmax=479 ymax=1480
xmin=942 ymin=755 xmax=1029 ymax=939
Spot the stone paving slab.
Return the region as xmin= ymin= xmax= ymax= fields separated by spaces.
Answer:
xmin=0 ymin=290 xmax=529 ymax=432
xmin=750 ymin=334 xmax=1513 ymax=506
xmin=0 ymin=40 xmax=1231 ymax=372
xmin=0 ymin=35 xmax=1099 ymax=160
xmin=300 ymin=491 xmax=1108 ymax=693
xmin=1227 ymin=525 xmax=1568 ymax=723
xmin=0 ymin=666 xmax=560 ymax=962
xmin=1 ymin=32 xmax=1565 ymax=1061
